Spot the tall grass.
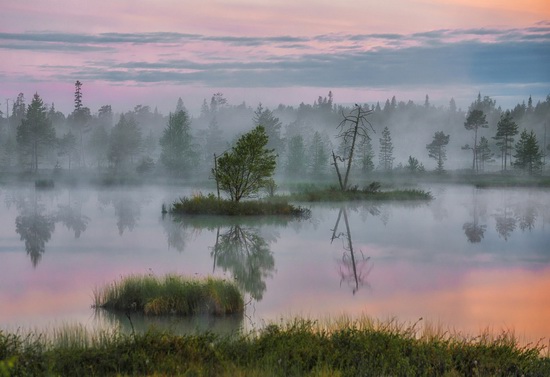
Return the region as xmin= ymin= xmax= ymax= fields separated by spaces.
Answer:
xmin=93 ymin=274 xmax=244 ymax=316
xmin=1 ymin=315 xmax=548 ymax=376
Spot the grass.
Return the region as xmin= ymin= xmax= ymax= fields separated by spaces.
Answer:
xmin=93 ymin=274 xmax=244 ymax=316
xmin=289 ymin=182 xmax=433 ymax=202
xmin=170 ymin=192 xmax=311 ymax=217
xmin=1 ymin=315 xmax=548 ymax=376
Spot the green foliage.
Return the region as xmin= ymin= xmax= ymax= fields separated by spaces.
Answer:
xmin=93 ymin=274 xmax=244 ymax=316
xmin=16 ymin=93 xmax=56 ymax=172
xmin=378 ymin=126 xmax=394 ymax=171
xmin=108 ymin=114 xmax=142 ymax=171
xmin=406 ymin=156 xmax=425 ymax=173
xmin=171 ymin=192 xmax=310 ymax=217
xmin=286 ymin=134 xmax=307 ymax=178
xmin=160 ymin=110 xmax=197 ymax=177
xmin=464 ymin=109 xmax=489 ymax=172
xmin=213 ymin=125 xmax=277 ymax=202
xmin=513 ymin=129 xmax=544 ymax=174
xmin=1 ymin=317 xmax=548 ymax=376
xmin=426 ymin=131 xmax=450 ymax=173
xmin=494 ymin=111 xmax=519 ymax=170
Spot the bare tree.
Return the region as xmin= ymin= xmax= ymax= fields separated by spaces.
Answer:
xmin=333 ymin=105 xmax=374 ymax=190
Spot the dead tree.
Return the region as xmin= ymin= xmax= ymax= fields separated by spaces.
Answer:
xmin=333 ymin=104 xmax=374 ymax=190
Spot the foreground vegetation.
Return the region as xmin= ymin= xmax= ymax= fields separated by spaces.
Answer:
xmin=93 ymin=274 xmax=244 ymax=316
xmin=170 ymin=193 xmax=311 ymax=217
xmin=1 ymin=316 xmax=548 ymax=376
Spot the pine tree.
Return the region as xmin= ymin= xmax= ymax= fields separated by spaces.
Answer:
xmin=513 ymin=129 xmax=543 ymax=174
xmin=286 ymin=134 xmax=307 ymax=178
xmin=159 ymin=110 xmax=196 ymax=177
xmin=16 ymin=93 xmax=56 ymax=172
xmin=378 ymin=126 xmax=394 ymax=171
xmin=463 ymin=109 xmax=488 ymax=172
xmin=426 ymin=131 xmax=450 ymax=173
xmin=493 ymin=111 xmax=518 ymax=171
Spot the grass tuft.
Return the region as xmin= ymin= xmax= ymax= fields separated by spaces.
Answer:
xmin=93 ymin=274 xmax=244 ymax=316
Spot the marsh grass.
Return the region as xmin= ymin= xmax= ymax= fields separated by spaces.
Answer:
xmin=289 ymin=184 xmax=433 ymax=202
xmin=93 ymin=274 xmax=244 ymax=316
xmin=171 ymin=192 xmax=311 ymax=217
xmin=1 ymin=315 xmax=549 ymax=376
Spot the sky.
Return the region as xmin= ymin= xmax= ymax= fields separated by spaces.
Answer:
xmin=1 ymin=0 xmax=549 ymax=116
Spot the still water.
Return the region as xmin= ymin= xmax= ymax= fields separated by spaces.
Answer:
xmin=1 ymin=183 xmax=549 ymax=343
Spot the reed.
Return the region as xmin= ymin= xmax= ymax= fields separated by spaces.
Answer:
xmin=93 ymin=274 xmax=244 ymax=316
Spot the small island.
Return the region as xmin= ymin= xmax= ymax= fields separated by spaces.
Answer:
xmin=93 ymin=274 xmax=244 ymax=316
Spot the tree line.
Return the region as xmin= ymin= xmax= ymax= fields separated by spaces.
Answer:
xmin=0 ymin=83 xmax=548 ymax=180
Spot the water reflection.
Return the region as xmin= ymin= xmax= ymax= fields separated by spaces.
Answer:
xmin=165 ymin=215 xmax=283 ymax=301
xmin=331 ymin=207 xmax=372 ymax=294
xmin=212 ymin=225 xmax=276 ymax=301
xmin=95 ymin=309 xmax=243 ymax=336
xmin=15 ymin=192 xmax=55 ymax=267
xmin=463 ymin=188 xmax=487 ymax=243
xmin=55 ymin=192 xmax=89 ymax=238
xmin=97 ymin=190 xmax=144 ymax=235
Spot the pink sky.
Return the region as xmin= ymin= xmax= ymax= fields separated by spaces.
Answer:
xmin=1 ymin=0 xmax=549 ymax=115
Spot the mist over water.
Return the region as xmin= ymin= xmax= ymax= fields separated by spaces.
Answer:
xmin=0 ymin=183 xmax=548 ymax=344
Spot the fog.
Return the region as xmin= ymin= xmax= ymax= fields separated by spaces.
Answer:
xmin=1 ymin=87 xmax=548 ymax=184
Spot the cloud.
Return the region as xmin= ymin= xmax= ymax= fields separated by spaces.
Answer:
xmin=1 ymin=25 xmax=549 ymax=91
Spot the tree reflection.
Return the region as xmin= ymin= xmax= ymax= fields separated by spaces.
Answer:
xmin=161 ymin=213 xmax=190 ymax=252
xmin=211 ymin=225 xmax=275 ymax=301
xmin=331 ymin=207 xmax=372 ymax=295
xmin=463 ymin=189 xmax=487 ymax=243
xmin=15 ymin=194 xmax=55 ymax=267
xmin=97 ymin=191 xmax=142 ymax=235
xmin=55 ymin=191 xmax=89 ymax=238
xmin=494 ymin=206 xmax=517 ymax=241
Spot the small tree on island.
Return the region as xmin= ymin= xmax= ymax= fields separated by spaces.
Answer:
xmin=213 ymin=125 xmax=276 ymax=202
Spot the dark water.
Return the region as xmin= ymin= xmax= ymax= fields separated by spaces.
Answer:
xmin=1 ymin=183 xmax=549 ymax=343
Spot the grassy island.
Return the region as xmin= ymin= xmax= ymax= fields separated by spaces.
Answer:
xmin=93 ymin=274 xmax=244 ymax=316
xmin=170 ymin=192 xmax=311 ymax=217
xmin=290 ymin=183 xmax=433 ymax=202
xmin=1 ymin=316 xmax=548 ymax=376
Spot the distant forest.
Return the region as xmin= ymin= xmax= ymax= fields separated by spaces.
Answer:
xmin=1 ymin=82 xmax=549 ymax=180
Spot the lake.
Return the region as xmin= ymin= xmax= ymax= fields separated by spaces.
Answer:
xmin=1 ymin=182 xmax=549 ymax=345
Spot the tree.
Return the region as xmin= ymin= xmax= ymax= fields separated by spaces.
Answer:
xmin=463 ymin=109 xmax=488 ymax=172
xmin=493 ymin=111 xmax=519 ymax=171
xmin=212 ymin=125 xmax=276 ymax=202
xmin=108 ymin=114 xmax=142 ymax=171
xmin=308 ymin=131 xmax=329 ymax=178
xmin=16 ymin=93 xmax=56 ymax=172
xmin=70 ymin=81 xmax=92 ymax=167
xmin=426 ymin=131 xmax=450 ymax=173
xmin=406 ymin=156 xmax=424 ymax=173
xmin=378 ymin=126 xmax=394 ymax=171
xmin=513 ymin=129 xmax=544 ymax=174
xmin=88 ymin=124 xmax=109 ymax=169
xmin=159 ymin=110 xmax=196 ymax=177
xmin=333 ymin=104 xmax=374 ymax=190
xmin=358 ymin=135 xmax=375 ymax=173
xmin=285 ymin=134 xmax=307 ymax=178
xmin=477 ymin=136 xmax=493 ymax=171
xmin=253 ymin=104 xmax=283 ymax=154
xmin=57 ymin=131 xmax=78 ymax=170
